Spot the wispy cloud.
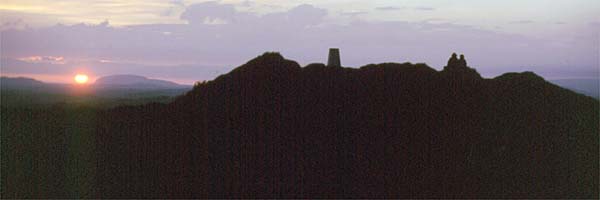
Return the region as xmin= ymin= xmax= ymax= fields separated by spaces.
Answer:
xmin=340 ymin=11 xmax=368 ymax=17
xmin=0 ymin=0 xmax=185 ymax=26
xmin=375 ymin=6 xmax=434 ymax=12
xmin=414 ymin=6 xmax=435 ymax=11
xmin=421 ymin=18 xmax=447 ymax=23
xmin=238 ymin=0 xmax=253 ymax=7
xmin=17 ymin=56 xmax=65 ymax=64
xmin=509 ymin=20 xmax=534 ymax=24
xmin=375 ymin=6 xmax=405 ymax=11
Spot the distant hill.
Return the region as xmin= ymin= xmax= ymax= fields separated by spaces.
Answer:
xmin=0 ymin=76 xmax=191 ymax=107
xmin=92 ymin=52 xmax=598 ymax=198
xmin=549 ymin=78 xmax=599 ymax=98
xmin=0 ymin=77 xmax=46 ymax=89
xmin=1 ymin=77 xmax=73 ymax=106
xmin=94 ymin=74 xmax=187 ymax=89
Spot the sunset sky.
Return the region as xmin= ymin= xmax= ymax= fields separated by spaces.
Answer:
xmin=1 ymin=0 xmax=598 ymax=84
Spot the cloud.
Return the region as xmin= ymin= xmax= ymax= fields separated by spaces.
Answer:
xmin=180 ymin=1 xmax=238 ymax=24
xmin=1 ymin=2 xmax=597 ymax=83
xmin=375 ymin=6 xmax=405 ymax=11
xmin=179 ymin=3 xmax=326 ymax=27
xmin=284 ymin=4 xmax=328 ymax=26
xmin=376 ymin=6 xmax=435 ymax=12
xmin=422 ymin=18 xmax=447 ymax=23
xmin=169 ymin=0 xmax=185 ymax=7
xmin=0 ymin=18 xmax=28 ymax=31
xmin=414 ymin=6 xmax=435 ymax=11
xmin=17 ymin=56 xmax=65 ymax=64
xmin=509 ymin=20 xmax=534 ymax=24
xmin=340 ymin=11 xmax=368 ymax=17
xmin=238 ymin=0 xmax=253 ymax=7
xmin=0 ymin=0 xmax=185 ymax=27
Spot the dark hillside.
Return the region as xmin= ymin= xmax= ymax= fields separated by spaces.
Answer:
xmin=93 ymin=52 xmax=598 ymax=198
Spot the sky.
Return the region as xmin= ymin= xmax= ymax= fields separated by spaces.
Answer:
xmin=1 ymin=0 xmax=599 ymax=84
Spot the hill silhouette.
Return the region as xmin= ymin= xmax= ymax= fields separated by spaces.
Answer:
xmin=0 ymin=76 xmax=191 ymax=107
xmin=1 ymin=77 xmax=46 ymax=89
xmin=94 ymin=74 xmax=187 ymax=89
xmin=92 ymin=52 xmax=598 ymax=198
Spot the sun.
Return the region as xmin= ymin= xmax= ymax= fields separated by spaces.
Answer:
xmin=74 ymin=74 xmax=89 ymax=84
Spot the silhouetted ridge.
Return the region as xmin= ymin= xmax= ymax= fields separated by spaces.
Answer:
xmin=232 ymin=52 xmax=301 ymax=74
xmin=494 ymin=71 xmax=546 ymax=83
xmin=360 ymin=62 xmax=437 ymax=74
xmin=304 ymin=63 xmax=327 ymax=70
xmin=95 ymin=52 xmax=598 ymax=199
xmin=490 ymin=71 xmax=577 ymax=104
xmin=213 ymin=52 xmax=301 ymax=86
xmin=492 ymin=71 xmax=552 ymax=95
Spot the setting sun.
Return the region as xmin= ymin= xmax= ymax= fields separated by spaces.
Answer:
xmin=74 ymin=74 xmax=89 ymax=84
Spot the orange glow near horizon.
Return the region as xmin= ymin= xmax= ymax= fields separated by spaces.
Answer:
xmin=1 ymin=73 xmax=192 ymax=85
xmin=74 ymin=74 xmax=89 ymax=84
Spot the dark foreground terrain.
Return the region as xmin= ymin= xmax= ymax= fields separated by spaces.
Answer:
xmin=2 ymin=53 xmax=598 ymax=198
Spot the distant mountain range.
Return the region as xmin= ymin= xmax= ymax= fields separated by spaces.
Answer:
xmin=0 ymin=75 xmax=192 ymax=106
xmin=0 ymin=77 xmax=45 ymax=88
xmin=1 ymin=75 xmax=189 ymax=90
xmin=93 ymin=74 xmax=187 ymax=89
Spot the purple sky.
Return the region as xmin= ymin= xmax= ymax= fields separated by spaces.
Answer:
xmin=1 ymin=0 xmax=598 ymax=84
